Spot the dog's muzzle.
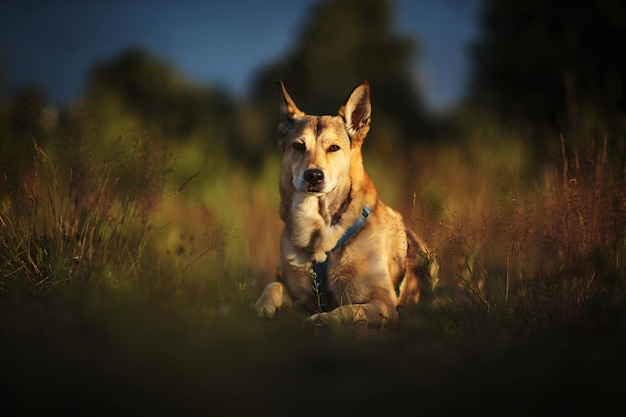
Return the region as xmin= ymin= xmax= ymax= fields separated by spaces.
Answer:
xmin=302 ymin=168 xmax=325 ymax=193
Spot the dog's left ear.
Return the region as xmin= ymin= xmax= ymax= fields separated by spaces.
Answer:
xmin=338 ymin=81 xmax=371 ymax=143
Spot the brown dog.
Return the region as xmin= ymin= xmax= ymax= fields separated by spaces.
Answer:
xmin=253 ymin=81 xmax=437 ymax=325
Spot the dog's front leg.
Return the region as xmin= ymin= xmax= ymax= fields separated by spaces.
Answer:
xmin=253 ymin=282 xmax=293 ymax=319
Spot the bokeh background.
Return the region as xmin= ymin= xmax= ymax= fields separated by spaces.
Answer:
xmin=1 ymin=0 xmax=479 ymax=110
xmin=1 ymin=0 xmax=625 ymax=415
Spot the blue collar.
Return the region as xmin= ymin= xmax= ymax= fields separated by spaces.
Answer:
xmin=330 ymin=206 xmax=370 ymax=251
xmin=311 ymin=206 xmax=370 ymax=310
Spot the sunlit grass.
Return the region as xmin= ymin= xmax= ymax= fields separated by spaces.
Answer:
xmin=2 ymin=106 xmax=625 ymax=415
xmin=0 ymin=139 xmax=156 ymax=295
xmin=2 ymin=111 xmax=624 ymax=337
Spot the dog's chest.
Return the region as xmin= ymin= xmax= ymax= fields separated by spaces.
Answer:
xmin=289 ymin=197 xmax=325 ymax=248
xmin=291 ymin=194 xmax=327 ymax=223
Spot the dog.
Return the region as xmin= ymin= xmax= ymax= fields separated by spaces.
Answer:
xmin=253 ymin=81 xmax=438 ymax=325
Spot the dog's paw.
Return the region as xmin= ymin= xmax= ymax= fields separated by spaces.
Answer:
xmin=253 ymin=301 xmax=277 ymax=319
xmin=253 ymin=282 xmax=290 ymax=319
xmin=305 ymin=312 xmax=327 ymax=326
xmin=306 ymin=312 xmax=340 ymax=326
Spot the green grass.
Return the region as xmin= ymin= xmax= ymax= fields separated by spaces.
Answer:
xmin=1 ymin=109 xmax=625 ymax=415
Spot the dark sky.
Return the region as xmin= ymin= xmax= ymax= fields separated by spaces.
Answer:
xmin=0 ymin=0 xmax=480 ymax=110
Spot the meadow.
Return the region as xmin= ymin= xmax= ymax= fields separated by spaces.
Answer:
xmin=1 ymin=98 xmax=625 ymax=415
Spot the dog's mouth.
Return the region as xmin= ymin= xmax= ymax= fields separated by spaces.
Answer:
xmin=303 ymin=184 xmax=325 ymax=194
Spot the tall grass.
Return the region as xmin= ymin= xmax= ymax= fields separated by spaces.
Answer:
xmin=404 ymin=130 xmax=626 ymax=335
xmin=2 ymin=105 xmax=626 ymax=417
xmin=1 ymin=105 xmax=625 ymax=339
xmin=528 ymin=135 xmax=626 ymax=329
xmin=0 ymin=137 xmax=158 ymax=296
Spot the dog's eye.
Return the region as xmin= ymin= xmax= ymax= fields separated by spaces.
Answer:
xmin=292 ymin=142 xmax=306 ymax=152
xmin=328 ymin=144 xmax=341 ymax=153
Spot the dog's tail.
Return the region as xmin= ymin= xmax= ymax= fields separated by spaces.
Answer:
xmin=402 ymin=229 xmax=439 ymax=305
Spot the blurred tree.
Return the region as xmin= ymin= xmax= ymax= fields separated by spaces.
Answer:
xmin=0 ymin=85 xmax=49 ymax=195
xmin=468 ymin=0 xmax=626 ymax=139
xmin=247 ymin=0 xmax=430 ymax=159
xmin=7 ymin=85 xmax=47 ymax=138
xmin=86 ymin=48 xmax=237 ymax=144
xmin=0 ymin=53 xmax=7 ymax=102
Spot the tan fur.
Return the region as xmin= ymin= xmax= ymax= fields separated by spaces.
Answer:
xmin=253 ymin=81 xmax=438 ymax=325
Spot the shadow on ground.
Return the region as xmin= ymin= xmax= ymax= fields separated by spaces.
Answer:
xmin=2 ymin=295 xmax=624 ymax=417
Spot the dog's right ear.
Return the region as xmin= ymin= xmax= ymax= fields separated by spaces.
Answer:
xmin=278 ymin=81 xmax=305 ymax=151
xmin=278 ymin=81 xmax=304 ymax=130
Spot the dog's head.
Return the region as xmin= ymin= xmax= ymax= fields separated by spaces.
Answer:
xmin=277 ymin=81 xmax=371 ymax=195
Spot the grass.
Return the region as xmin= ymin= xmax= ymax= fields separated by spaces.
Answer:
xmin=1 ymin=106 xmax=625 ymax=415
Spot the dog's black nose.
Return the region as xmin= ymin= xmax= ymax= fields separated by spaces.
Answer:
xmin=303 ymin=169 xmax=324 ymax=185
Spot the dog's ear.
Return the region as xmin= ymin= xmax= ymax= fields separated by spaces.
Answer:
xmin=278 ymin=80 xmax=304 ymax=128
xmin=338 ymin=81 xmax=371 ymax=143
xmin=278 ymin=81 xmax=304 ymax=151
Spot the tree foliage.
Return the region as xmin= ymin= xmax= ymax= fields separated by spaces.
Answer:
xmin=2 ymin=1 xmax=432 ymax=172
xmin=87 ymin=48 xmax=236 ymax=141
xmin=468 ymin=0 xmax=626 ymax=133
xmin=250 ymin=0 xmax=429 ymax=154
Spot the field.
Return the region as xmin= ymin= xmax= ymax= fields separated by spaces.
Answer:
xmin=1 ymin=103 xmax=625 ymax=415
